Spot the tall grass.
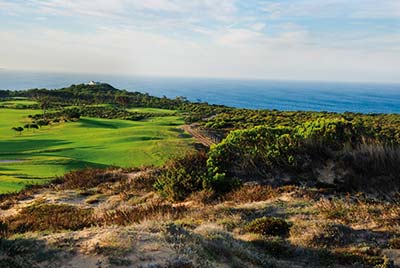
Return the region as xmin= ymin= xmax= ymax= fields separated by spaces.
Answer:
xmin=343 ymin=142 xmax=400 ymax=175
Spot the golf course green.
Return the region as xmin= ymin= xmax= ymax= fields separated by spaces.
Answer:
xmin=0 ymin=103 xmax=193 ymax=193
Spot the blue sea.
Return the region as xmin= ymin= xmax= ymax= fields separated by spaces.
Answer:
xmin=0 ymin=70 xmax=399 ymax=114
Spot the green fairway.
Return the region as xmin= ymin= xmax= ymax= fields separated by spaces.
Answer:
xmin=127 ymin=107 xmax=178 ymax=114
xmin=0 ymin=106 xmax=193 ymax=193
xmin=0 ymin=99 xmax=38 ymax=108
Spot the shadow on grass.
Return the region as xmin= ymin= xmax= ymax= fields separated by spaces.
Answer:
xmin=117 ymin=136 xmax=164 ymax=143
xmin=222 ymin=204 xmax=287 ymax=222
xmin=166 ymin=224 xmax=388 ymax=268
xmin=63 ymin=159 xmax=111 ymax=171
xmin=0 ymin=139 xmax=72 ymax=154
xmin=78 ymin=118 xmax=134 ymax=129
xmin=167 ymin=127 xmax=192 ymax=138
xmin=0 ymin=237 xmax=63 ymax=268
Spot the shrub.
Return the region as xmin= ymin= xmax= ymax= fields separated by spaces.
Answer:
xmin=154 ymin=151 xmax=209 ymax=201
xmin=244 ymin=217 xmax=291 ymax=237
xmin=154 ymin=151 xmax=239 ymax=201
xmin=206 ymin=118 xmax=395 ymax=184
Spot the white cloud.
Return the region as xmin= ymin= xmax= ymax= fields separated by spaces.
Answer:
xmin=2 ymin=23 xmax=399 ymax=83
xmin=250 ymin=22 xmax=266 ymax=31
xmin=26 ymin=0 xmax=237 ymax=23
xmin=0 ymin=0 xmax=399 ymax=82
xmin=216 ymin=28 xmax=264 ymax=45
xmin=260 ymin=0 xmax=400 ymax=19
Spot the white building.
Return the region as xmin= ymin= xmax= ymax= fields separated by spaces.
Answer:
xmin=87 ymin=81 xmax=101 ymax=86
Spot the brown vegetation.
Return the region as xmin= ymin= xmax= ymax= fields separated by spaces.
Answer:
xmin=0 ymin=167 xmax=398 ymax=268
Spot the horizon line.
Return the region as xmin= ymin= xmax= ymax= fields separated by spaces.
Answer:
xmin=2 ymin=67 xmax=400 ymax=86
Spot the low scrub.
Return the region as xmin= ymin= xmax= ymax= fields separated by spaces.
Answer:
xmin=99 ymin=200 xmax=186 ymax=225
xmin=224 ymin=185 xmax=278 ymax=203
xmin=4 ymin=202 xmax=95 ymax=234
xmin=55 ymin=168 xmax=123 ymax=190
xmin=154 ymin=151 xmax=239 ymax=201
xmin=389 ymin=237 xmax=400 ymax=249
xmin=154 ymin=151 xmax=209 ymax=201
xmin=244 ymin=217 xmax=292 ymax=237
xmin=207 ymin=119 xmax=371 ymax=181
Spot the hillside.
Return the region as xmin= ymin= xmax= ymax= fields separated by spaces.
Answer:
xmin=0 ymin=167 xmax=399 ymax=268
xmin=0 ymin=84 xmax=399 ymax=268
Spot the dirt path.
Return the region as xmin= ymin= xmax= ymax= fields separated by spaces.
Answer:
xmin=182 ymin=125 xmax=215 ymax=147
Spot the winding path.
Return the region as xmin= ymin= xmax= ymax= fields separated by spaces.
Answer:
xmin=181 ymin=125 xmax=215 ymax=147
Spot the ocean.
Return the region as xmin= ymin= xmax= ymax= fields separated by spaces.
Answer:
xmin=0 ymin=70 xmax=399 ymax=114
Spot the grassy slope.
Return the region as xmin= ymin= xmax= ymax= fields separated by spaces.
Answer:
xmin=127 ymin=107 xmax=177 ymax=114
xmin=0 ymin=99 xmax=38 ymax=108
xmin=0 ymin=106 xmax=192 ymax=193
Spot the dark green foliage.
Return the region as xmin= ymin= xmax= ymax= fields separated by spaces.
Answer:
xmin=154 ymin=151 xmax=209 ymax=201
xmin=154 ymin=151 xmax=239 ymax=201
xmin=207 ymin=125 xmax=295 ymax=180
xmin=64 ymin=109 xmax=81 ymax=119
xmin=244 ymin=217 xmax=292 ymax=237
xmin=23 ymin=123 xmax=39 ymax=130
xmin=30 ymin=106 xmax=172 ymax=123
xmin=36 ymin=119 xmax=49 ymax=126
xmin=200 ymin=109 xmax=400 ymax=145
xmin=12 ymin=83 xmax=186 ymax=109
xmin=207 ymin=118 xmax=393 ymax=181
xmin=11 ymin=126 xmax=24 ymax=134
xmin=0 ymin=90 xmax=11 ymax=98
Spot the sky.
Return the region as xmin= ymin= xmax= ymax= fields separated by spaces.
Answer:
xmin=0 ymin=0 xmax=400 ymax=83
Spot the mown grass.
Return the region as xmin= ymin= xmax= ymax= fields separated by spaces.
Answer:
xmin=127 ymin=107 xmax=178 ymax=114
xmin=0 ymin=99 xmax=38 ymax=108
xmin=0 ymin=105 xmax=193 ymax=193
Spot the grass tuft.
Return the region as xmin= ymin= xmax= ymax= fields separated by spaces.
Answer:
xmin=244 ymin=217 xmax=291 ymax=237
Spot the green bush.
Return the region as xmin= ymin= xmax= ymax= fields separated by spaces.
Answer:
xmin=207 ymin=118 xmax=378 ymax=180
xmin=244 ymin=217 xmax=292 ymax=237
xmin=154 ymin=151 xmax=209 ymax=201
xmin=154 ymin=151 xmax=239 ymax=201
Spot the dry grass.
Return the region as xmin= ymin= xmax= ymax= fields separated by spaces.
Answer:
xmin=54 ymin=168 xmax=125 ymax=190
xmin=1 ymin=167 xmax=399 ymax=268
xmin=344 ymin=143 xmax=400 ymax=175
xmin=224 ymin=185 xmax=278 ymax=203
xmin=3 ymin=201 xmax=95 ymax=234
xmin=315 ymin=197 xmax=400 ymax=229
xmin=98 ymin=200 xmax=187 ymax=226
xmin=290 ymin=221 xmax=354 ymax=248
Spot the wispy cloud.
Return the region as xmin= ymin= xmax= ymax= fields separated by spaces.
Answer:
xmin=0 ymin=0 xmax=399 ymax=82
xmin=260 ymin=0 xmax=400 ymax=19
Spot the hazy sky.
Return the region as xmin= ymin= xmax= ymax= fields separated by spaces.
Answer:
xmin=1 ymin=0 xmax=400 ymax=82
